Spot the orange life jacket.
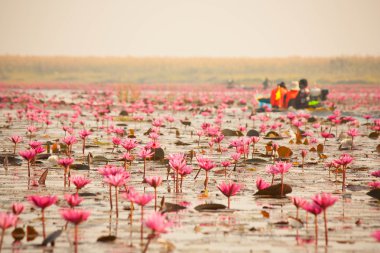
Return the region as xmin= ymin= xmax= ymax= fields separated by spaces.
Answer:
xmin=285 ymin=90 xmax=299 ymax=108
xmin=270 ymin=87 xmax=287 ymax=108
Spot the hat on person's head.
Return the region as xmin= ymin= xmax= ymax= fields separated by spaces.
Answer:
xmin=289 ymin=81 xmax=299 ymax=90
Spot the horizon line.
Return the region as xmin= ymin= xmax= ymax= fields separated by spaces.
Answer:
xmin=1 ymin=54 xmax=380 ymax=59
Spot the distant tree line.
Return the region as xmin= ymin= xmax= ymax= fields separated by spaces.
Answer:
xmin=0 ymin=55 xmax=379 ymax=85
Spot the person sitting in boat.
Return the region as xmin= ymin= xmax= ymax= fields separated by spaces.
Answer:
xmin=284 ymin=81 xmax=299 ymax=108
xmin=294 ymin=79 xmax=310 ymax=109
xmin=270 ymin=82 xmax=287 ymax=109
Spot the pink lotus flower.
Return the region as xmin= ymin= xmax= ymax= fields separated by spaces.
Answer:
xmin=27 ymin=125 xmax=37 ymax=134
xmin=0 ymin=212 xmax=18 ymax=251
xmin=250 ymin=136 xmax=260 ymax=158
xmin=312 ymin=192 xmax=338 ymax=245
xmin=62 ymin=135 xmax=77 ymax=146
xmin=217 ymin=181 xmax=241 ymax=208
xmin=274 ymin=161 xmax=292 ymax=196
xmin=256 ymin=177 xmax=270 ymax=190
xmin=104 ymin=173 xmax=129 ymax=217
xmin=64 ymin=194 xmax=83 ymax=208
xmin=145 ymin=211 xmax=173 ymax=234
xmin=10 ymin=135 xmax=23 ymax=144
xmin=112 ymin=137 xmax=122 ymax=152
xmin=347 ymin=128 xmax=359 ymax=137
xmin=11 ymin=203 xmax=24 ymax=215
xmin=29 ymin=140 xmax=42 ymax=149
xmin=71 ymin=175 xmax=91 ymax=193
xmin=60 ymin=208 xmax=90 ymax=225
xmin=104 ymin=171 xmax=129 ymax=187
xmin=28 ymin=195 xmax=58 ymax=210
xmin=79 ymin=129 xmax=91 ymax=139
xmin=368 ymin=181 xmax=380 ymax=189
xmin=372 ymin=230 xmax=380 ymax=242
xmin=62 ymin=135 xmax=77 ymax=157
xmin=321 ymin=131 xmax=334 ymax=145
xmin=302 ymin=202 xmax=322 ymax=245
xmin=58 ymin=157 xmax=74 ymax=187
xmin=138 ymin=147 xmax=154 ymax=179
xmin=133 ymin=193 xmax=154 ymax=207
xmin=221 ymin=160 xmax=231 ymax=178
xmin=19 ymin=149 xmax=36 ymax=177
xmin=335 ymin=154 xmax=353 ymax=166
xmin=347 ymin=128 xmax=359 ymax=147
xmin=371 ymin=170 xmax=380 ymax=178
xmin=196 ymin=155 xmax=216 ymax=191
xmin=312 ymin=192 xmax=338 ymax=209
xmin=291 ymin=196 xmax=307 ymax=219
xmin=97 ymin=165 xmax=125 ymax=177
xmin=10 ymin=135 xmax=22 ymax=154
xmin=0 ymin=212 xmax=17 ymax=230
xmin=28 ymin=195 xmax=58 ymax=239
xmin=60 ymin=208 xmax=90 ymax=253
xmin=79 ymin=129 xmax=91 ymax=154
xmin=120 ymin=152 xmax=134 ymax=168
xmin=335 ymin=154 xmax=353 ymax=192
xmin=197 ymin=156 xmax=216 ymax=171
xmin=145 ymin=176 xmax=162 ymax=188
xmin=145 ymin=176 xmax=163 ymax=210
xmin=169 ymin=153 xmax=186 ymax=192
xmin=121 ymin=138 xmax=138 ymax=152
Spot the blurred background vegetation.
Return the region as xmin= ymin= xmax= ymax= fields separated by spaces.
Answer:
xmin=1 ymin=56 xmax=380 ymax=85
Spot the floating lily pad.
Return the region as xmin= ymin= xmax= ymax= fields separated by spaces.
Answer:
xmin=152 ymin=148 xmax=165 ymax=161
xmin=161 ymin=202 xmax=187 ymax=213
xmin=254 ymin=183 xmax=292 ymax=197
xmin=264 ymin=131 xmax=283 ymax=140
xmin=277 ymin=146 xmax=293 ymax=159
xmin=71 ymin=164 xmax=90 ymax=170
xmin=221 ymin=129 xmax=243 ymax=137
xmin=367 ymin=188 xmax=380 ymax=200
xmin=180 ymin=120 xmax=191 ymax=126
xmin=93 ymin=156 xmax=108 ymax=163
xmin=0 ymin=155 xmax=22 ymax=166
xmin=119 ymin=110 xmax=128 ymax=116
xmin=246 ymin=129 xmax=260 ymax=137
xmin=12 ymin=227 xmax=25 ymax=241
xmin=369 ymin=132 xmax=379 ymax=140
xmin=37 ymin=153 xmax=51 ymax=160
xmin=194 ymin=203 xmax=227 ymax=212
xmin=97 ymin=235 xmax=117 ymax=242
xmin=245 ymin=158 xmax=269 ymax=164
xmin=174 ymin=140 xmax=191 ymax=146
xmin=26 ymin=226 xmax=39 ymax=241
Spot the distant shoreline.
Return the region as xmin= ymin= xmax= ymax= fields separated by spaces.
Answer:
xmin=1 ymin=55 xmax=380 ymax=84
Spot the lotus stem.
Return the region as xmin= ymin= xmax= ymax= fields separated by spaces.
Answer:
xmin=115 ymin=186 xmax=119 ymax=218
xmin=0 ymin=229 xmax=5 ymax=252
xmin=323 ymin=209 xmax=328 ymax=245
xmin=154 ymin=188 xmax=157 ymax=211
xmin=42 ymin=209 xmax=46 ymax=239
xmin=109 ymin=185 xmax=113 ymax=210
xmin=314 ymin=214 xmax=318 ymax=245
xmin=280 ymin=173 xmax=284 ymax=197
xmin=27 ymin=161 xmax=31 ymax=178
xmin=74 ymin=224 xmax=78 ymax=253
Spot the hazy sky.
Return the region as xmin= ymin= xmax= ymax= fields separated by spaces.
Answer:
xmin=1 ymin=0 xmax=380 ymax=57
